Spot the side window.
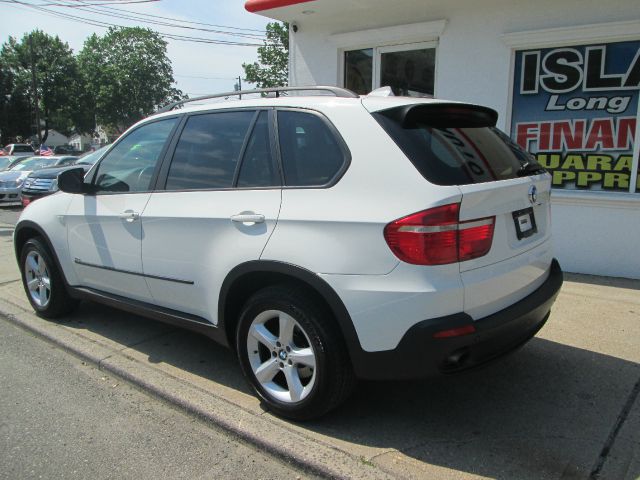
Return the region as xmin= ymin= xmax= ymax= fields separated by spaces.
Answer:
xmin=94 ymin=118 xmax=177 ymax=193
xmin=166 ymin=111 xmax=254 ymax=190
xmin=237 ymin=111 xmax=278 ymax=188
xmin=277 ymin=111 xmax=347 ymax=187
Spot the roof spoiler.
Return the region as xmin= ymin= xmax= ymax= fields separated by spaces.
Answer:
xmin=378 ymin=103 xmax=498 ymax=128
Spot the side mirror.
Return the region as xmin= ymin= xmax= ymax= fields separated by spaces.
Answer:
xmin=57 ymin=167 xmax=91 ymax=194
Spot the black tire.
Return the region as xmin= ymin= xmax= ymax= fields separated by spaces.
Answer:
xmin=19 ymin=237 xmax=79 ymax=319
xmin=236 ymin=284 xmax=355 ymax=420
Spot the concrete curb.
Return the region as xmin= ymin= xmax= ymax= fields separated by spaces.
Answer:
xmin=0 ymin=296 xmax=392 ymax=480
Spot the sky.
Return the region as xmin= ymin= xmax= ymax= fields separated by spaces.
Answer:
xmin=0 ymin=0 xmax=272 ymax=96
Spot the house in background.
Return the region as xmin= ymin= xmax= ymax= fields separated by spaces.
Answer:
xmin=68 ymin=133 xmax=93 ymax=152
xmin=246 ymin=0 xmax=640 ymax=279
xmin=30 ymin=129 xmax=69 ymax=148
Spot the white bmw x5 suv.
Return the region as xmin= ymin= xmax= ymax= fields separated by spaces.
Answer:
xmin=14 ymin=86 xmax=563 ymax=420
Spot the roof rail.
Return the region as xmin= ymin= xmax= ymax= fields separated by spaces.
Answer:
xmin=158 ymin=85 xmax=359 ymax=113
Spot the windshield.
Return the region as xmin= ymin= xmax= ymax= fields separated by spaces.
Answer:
xmin=0 ymin=157 xmax=12 ymax=169
xmin=77 ymin=145 xmax=110 ymax=165
xmin=10 ymin=156 xmax=59 ymax=172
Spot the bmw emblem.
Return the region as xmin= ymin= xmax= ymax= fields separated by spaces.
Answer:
xmin=528 ymin=185 xmax=538 ymax=205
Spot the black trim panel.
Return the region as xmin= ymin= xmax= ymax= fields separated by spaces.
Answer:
xmin=351 ymin=259 xmax=564 ymax=380
xmin=69 ymin=287 xmax=229 ymax=347
xmin=73 ymin=258 xmax=194 ymax=285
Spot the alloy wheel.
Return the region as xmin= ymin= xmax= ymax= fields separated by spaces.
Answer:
xmin=24 ymin=250 xmax=51 ymax=308
xmin=246 ymin=309 xmax=317 ymax=403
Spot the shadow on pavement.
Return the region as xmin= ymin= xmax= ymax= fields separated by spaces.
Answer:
xmin=59 ymin=300 xmax=639 ymax=480
xmin=564 ymin=272 xmax=640 ymax=291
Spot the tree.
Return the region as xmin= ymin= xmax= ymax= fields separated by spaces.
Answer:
xmin=0 ymin=63 xmax=31 ymax=145
xmin=78 ymin=27 xmax=183 ymax=133
xmin=1 ymin=30 xmax=85 ymax=144
xmin=243 ymin=22 xmax=289 ymax=89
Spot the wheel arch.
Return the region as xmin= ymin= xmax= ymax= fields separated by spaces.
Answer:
xmin=219 ymin=261 xmax=362 ymax=358
xmin=14 ymin=220 xmax=71 ymax=289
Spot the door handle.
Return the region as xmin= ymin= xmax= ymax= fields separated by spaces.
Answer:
xmin=119 ymin=210 xmax=140 ymax=222
xmin=230 ymin=213 xmax=265 ymax=224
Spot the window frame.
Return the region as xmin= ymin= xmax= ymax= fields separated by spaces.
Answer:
xmin=156 ymin=107 xmax=282 ymax=193
xmin=86 ymin=115 xmax=182 ymax=196
xmin=273 ymin=107 xmax=352 ymax=189
xmin=340 ymin=41 xmax=438 ymax=95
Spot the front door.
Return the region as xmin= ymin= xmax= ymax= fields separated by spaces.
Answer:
xmin=66 ymin=117 xmax=179 ymax=301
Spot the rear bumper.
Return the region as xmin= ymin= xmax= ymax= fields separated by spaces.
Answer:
xmin=351 ymin=258 xmax=563 ymax=380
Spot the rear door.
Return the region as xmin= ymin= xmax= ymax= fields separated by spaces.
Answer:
xmin=434 ymin=127 xmax=552 ymax=271
xmin=141 ymin=109 xmax=282 ymax=323
xmin=371 ymin=103 xmax=554 ymax=318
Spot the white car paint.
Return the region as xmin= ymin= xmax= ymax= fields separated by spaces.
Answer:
xmin=16 ymin=93 xmax=556 ymax=354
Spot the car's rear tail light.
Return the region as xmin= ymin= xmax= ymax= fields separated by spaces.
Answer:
xmin=384 ymin=203 xmax=495 ymax=265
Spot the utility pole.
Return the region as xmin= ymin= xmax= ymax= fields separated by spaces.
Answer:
xmin=29 ymin=35 xmax=41 ymax=145
xmin=237 ymin=75 xmax=242 ymax=99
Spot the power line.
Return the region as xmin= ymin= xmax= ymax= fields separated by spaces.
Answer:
xmin=54 ymin=0 xmax=267 ymax=40
xmin=3 ymin=0 xmax=266 ymax=47
xmin=175 ymin=74 xmax=239 ymax=80
xmin=65 ymin=0 xmax=267 ymax=33
xmin=18 ymin=0 xmax=161 ymax=5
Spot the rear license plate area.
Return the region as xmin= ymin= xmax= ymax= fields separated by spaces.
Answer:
xmin=512 ymin=207 xmax=537 ymax=240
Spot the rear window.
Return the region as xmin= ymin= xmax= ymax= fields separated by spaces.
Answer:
xmin=374 ymin=109 xmax=544 ymax=185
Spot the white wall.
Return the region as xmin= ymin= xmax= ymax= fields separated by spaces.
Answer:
xmin=287 ymin=0 xmax=640 ymax=279
xmin=551 ymin=193 xmax=640 ymax=279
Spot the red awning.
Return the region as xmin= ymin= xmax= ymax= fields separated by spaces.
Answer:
xmin=245 ymin=0 xmax=314 ymax=13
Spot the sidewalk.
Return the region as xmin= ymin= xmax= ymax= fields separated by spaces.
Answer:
xmin=1 ymin=219 xmax=638 ymax=479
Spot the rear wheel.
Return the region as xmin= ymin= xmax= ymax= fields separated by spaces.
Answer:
xmin=236 ymin=284 xmax=354 ymax=420
xmin=20 ymin=237 xmax=78 ymax=319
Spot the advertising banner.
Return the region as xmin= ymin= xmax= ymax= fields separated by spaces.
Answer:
xmin=511 ymin=40 xmax=640 ymax=192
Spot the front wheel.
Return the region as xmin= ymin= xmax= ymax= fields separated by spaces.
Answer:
xmin=236 ymin=285 xmax=354 ymax=420
xmin=20 ymin=237 xmax=78 ymax=319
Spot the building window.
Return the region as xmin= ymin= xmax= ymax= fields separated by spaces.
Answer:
xmin=344 ymin=42 xmax=436 ymax=97
xmin=510 ymin=40 xmax=640 ymax=193
xmin=344 ymin=49 xmax=373 ymax=95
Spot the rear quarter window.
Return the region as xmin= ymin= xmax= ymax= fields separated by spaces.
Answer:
xmin=277 ymin=110 xmax=348 ymax=187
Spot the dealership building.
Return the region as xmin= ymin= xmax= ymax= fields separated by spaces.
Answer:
xmin=246 ymin=0 xmax=640 ymax=279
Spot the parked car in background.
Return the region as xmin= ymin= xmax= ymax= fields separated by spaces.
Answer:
xmin=21 ymin=146 xmax=109 ymax=206
xmin=54 ymin=144 xmax=83 ymax=156
xmin=3 ymin=144 xmax=35 ymax=158
xmin=0 ymin=155 xmax=78 ymax=205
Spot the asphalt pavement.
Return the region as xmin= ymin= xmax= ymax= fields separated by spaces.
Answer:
xmin=0 ymin=317 xmax=317 ymax=480
xmin=1 ymin=205 xmax=639 ymax=480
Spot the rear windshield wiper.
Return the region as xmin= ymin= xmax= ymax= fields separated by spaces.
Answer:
xmin=517 ymin=161 xmax=546 ymax=177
